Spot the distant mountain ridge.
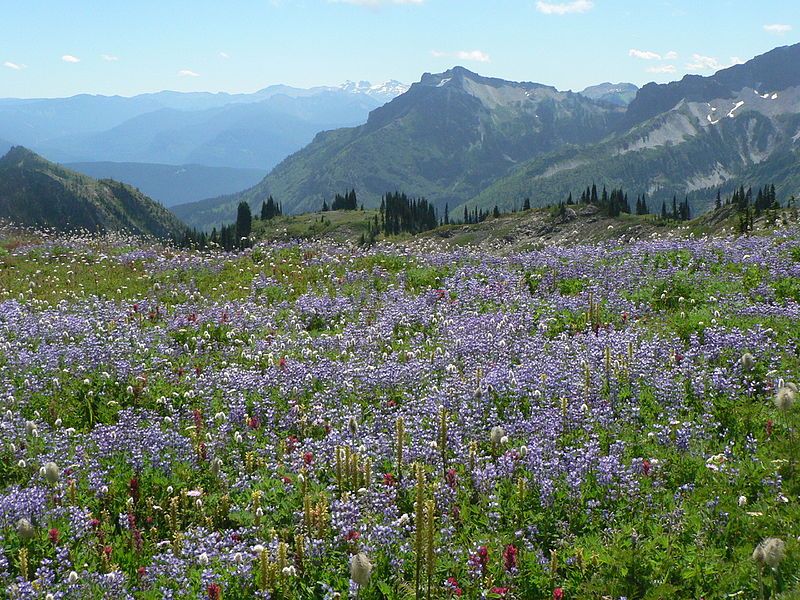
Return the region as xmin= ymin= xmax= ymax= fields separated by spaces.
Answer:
xmin=0 ymin=79 xmax=407 ymax=172
xmin=338 ymin=80 xmax=410 ymax=103
xmin=0 ymin=80 xmax=408 ymax=208
xmin=579 ymin=82 xmax=638 ymax=107
xmin=37 ymin=91 xmax=379 ymax=170
xmin=0 ymin=147 xmax=186 ymax=238
xmin=624 ymin=44 xmax=800 ymax=126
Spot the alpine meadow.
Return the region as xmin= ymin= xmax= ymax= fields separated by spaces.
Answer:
xmin=1 ymin=2 xmax=800 ymax=599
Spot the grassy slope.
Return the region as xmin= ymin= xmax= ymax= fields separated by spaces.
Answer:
xmin=252 ymin=209 xmax=378 ymax=244
xmin=250 ymin=203 xmax=799 ymax=251
xmin=0 ymin=147 xmax=186 ymax=239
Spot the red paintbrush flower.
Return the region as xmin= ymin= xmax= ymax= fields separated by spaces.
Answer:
xmin=346 ymin=529 xmax=361 ymax=542
xmin=446 ymin=577 xmax=463 ymax=596
xmin=129 ymin=477 xmax=140 ymax=503
xmin=503 ymin=544 xmax=518 ymax=572
xmin=446 ymin=468 xmax=458 ymax=489
xmin=207 ymin=583 xmax=222 ymax=600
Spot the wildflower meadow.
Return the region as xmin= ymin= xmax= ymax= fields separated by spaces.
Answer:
xmin=0 ymin=227 xmax=799 ymax=599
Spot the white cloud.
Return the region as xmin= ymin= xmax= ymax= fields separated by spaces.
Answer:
xmin=763 ymin=23 xmax=792 ymax=34
xmin=101 ymin=54 xmax=119 ymax=62
xmin=630 ymin=49 xmax=679 ymax=62
xmin=686 ymin=54 xmax=719 ymax=70
xmin=62 ymin=55 xmax=80 ymax=63
xmin=3 ymin=61 xmax=25 ymax=71
xmin=686 ymin=54 xmax=743 ymax=71
xmin=178 ymin=69 xmax=200 ymax=77
xmin=456 ymin=50 xmax=490 ymax=63
xmin=646 ymin=64 xmax=677 ymax=74
xmin=535 ymin=0 xmax=593 ymax=15
xmin=431 ymin=49 xmax=491 ymax=63
xmin=219 ymin=51 xmax=230 ymax=59
xmin=629 ymin=49 xmax=661 ymax=60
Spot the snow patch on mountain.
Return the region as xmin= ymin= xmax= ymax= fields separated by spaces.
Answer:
xmin=339 ymin=80 xmax=409 ymax=102
xmin=728 ymin=101 xmax=745 ymax=118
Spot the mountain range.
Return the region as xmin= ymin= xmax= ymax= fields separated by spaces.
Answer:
xmin=0 ymin=147 xmax=185 ymax=238
xmin=0 ymin=81 xmax=408 ymax=206
xmin=473 ymin=43 xmax=800 ymax=214
xmin=177 ymin=43 xmax=800 ymax=229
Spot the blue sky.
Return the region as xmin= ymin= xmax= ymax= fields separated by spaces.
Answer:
xmin=0 ymin=0 xmax=797 ymax=98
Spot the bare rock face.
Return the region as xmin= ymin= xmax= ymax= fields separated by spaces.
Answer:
xmin=579 ymin=204 xmax=600 ymax=216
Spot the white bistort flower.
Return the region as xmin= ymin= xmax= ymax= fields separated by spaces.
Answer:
xmin=490 ymin=426 xmax=505 ymax=445
xmin=350 ymin=552 xmax=373 ymax=586
xmin=43 ymin=461 xmax=60 ymax=484
xmin=774 ymin=386 xmax=795 ymax=411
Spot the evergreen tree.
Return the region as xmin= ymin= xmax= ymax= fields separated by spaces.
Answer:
xmin=523 ymin=197 xmax=531 ymax=211
xmin=332 ymin=189 xmax=358 ymax=210
xmin=444 ymin=204 xmax=450 ymax=225
xmin=260 ymin=196 xmax=281 ymax=221
xmin=635 ymin=194 xmax=649 ymax=215
xmin=680 ymin=197 xmax=690 ymax=221
xmin=380 ymin=192 xmax=437 ymax=235
xmin=236 ymin=201 xmax=252 ymax=247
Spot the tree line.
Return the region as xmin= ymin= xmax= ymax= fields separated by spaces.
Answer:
xmin=176 ymin=196 xmax=282 ymax=251
xmin=322 ymin=190 xmax=359 ymax=212
xmin=715 ymin=184 xmax=785 ymax=233
xmin=360 ymin=191 xmax=439 ymax=245
xmin=176 ymin=180 xmax=795 ymax=251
